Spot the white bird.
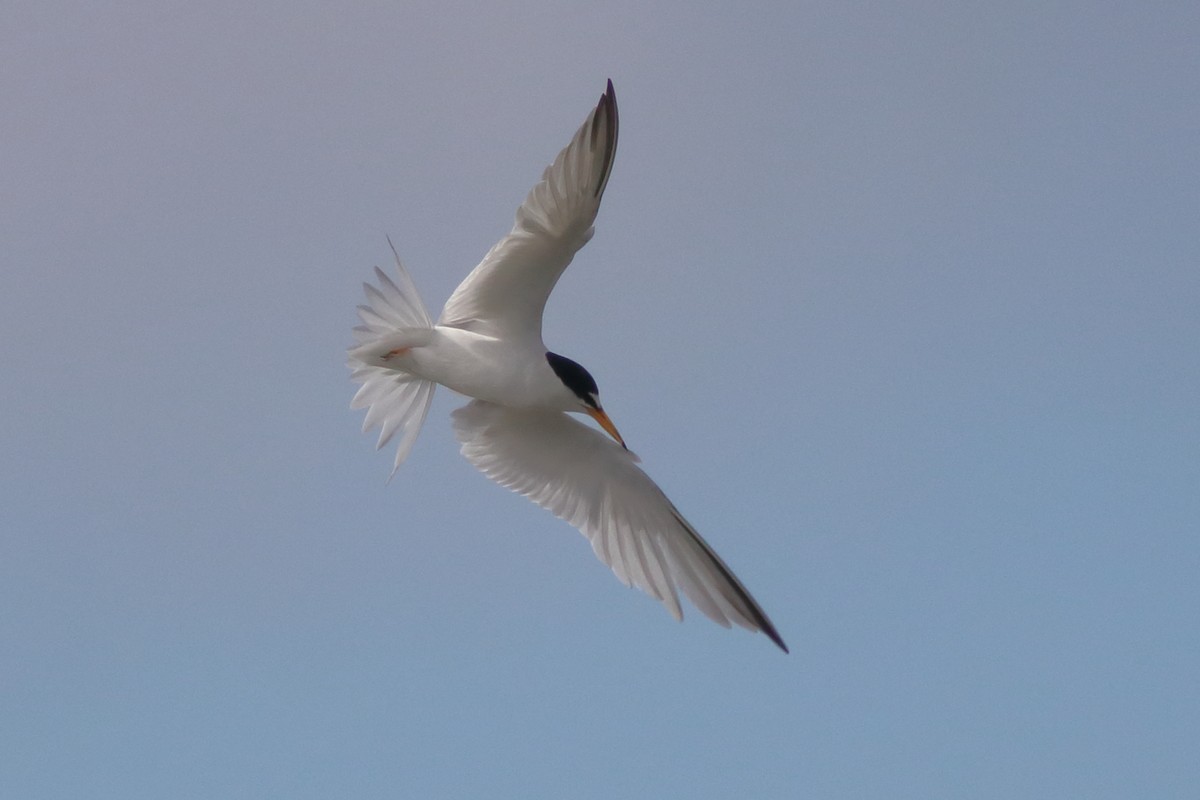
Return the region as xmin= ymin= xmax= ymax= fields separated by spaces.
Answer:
xmin=348 ymin=80 xmax=786 ymax=652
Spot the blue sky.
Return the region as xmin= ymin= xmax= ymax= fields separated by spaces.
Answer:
xmin=3 ymin=2 xmax=1197 ymax=797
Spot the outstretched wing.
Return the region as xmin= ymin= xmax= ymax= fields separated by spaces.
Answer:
xmin=438 ymin=80 xmax=619 ymax=343
xmin=451 ymin=400 xmax=788 ymax=652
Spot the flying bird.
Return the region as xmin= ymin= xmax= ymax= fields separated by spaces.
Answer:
xmin=348 ymin=80 xmax=786 ymax=652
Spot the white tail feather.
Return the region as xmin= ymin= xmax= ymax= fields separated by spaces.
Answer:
xmin=348 ymin=245 xmax=437 ymax=477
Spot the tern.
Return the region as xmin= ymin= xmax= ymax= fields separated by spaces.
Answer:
xmin=348 ymin=80 xmax=787 ymax=652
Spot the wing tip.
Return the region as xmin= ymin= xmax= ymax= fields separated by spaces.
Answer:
xmin=665 ymin=509 xmax=789 ymax=653
xmin=762 ymin=623 xmax=790 ymax=654
xmin=593 ymin=79 xmax=619 ymax=199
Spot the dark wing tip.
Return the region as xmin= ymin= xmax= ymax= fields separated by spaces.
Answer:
xmin=738 ymin=585 xmax=788 ymax=654
xmin=764 ymin=623 xmax=790 ymax=654
xmin=591 ymin=79 xmax=619 ymax=199
xmin=668 ymin=509 xmax=789 ymax=654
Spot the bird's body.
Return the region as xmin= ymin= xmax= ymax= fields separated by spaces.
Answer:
xmin=348 ymin=81 xmax=787 ymax=652
xmin=366 ymin=328 xmax=569 ymax=410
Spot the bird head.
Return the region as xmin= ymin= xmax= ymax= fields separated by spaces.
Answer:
xmin=546 ymin=352 xmax=627 ymax=449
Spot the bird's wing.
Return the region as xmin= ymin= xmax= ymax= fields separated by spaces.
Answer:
xmin=451 ymin=400 xmax=788 ymax=652
xmin=438 ymin=80 xmax=619 ymax=342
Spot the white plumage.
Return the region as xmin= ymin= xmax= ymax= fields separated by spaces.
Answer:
xmin=348 ymin=81 xmax=786 ymax=652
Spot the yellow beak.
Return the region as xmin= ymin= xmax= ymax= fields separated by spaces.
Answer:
xmin=586 ymin=406 xmax=627 ymax=449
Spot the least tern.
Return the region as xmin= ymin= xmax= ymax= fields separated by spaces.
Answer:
xmin=348 ymin=80 xmax=786 ymax=652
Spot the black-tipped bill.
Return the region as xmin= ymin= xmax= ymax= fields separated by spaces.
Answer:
xmin=586 ymin=405 xmax=627 ymax=449
xmin=546 ymin=352 xmax=627 ymax=448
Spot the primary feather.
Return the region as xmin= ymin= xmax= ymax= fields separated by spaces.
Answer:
xmin=439 ymin=80 xmax=618 ymax=343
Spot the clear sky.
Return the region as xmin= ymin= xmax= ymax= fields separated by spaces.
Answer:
xmin=3 ymin=2 xmax=1197 ymax=797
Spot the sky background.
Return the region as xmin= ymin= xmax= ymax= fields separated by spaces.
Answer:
xmin=3 ymin=2 xmax=1198 ymax=797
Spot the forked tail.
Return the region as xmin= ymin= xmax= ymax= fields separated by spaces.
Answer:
xmin=347 ymin=241 xmax=437 ymax=478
